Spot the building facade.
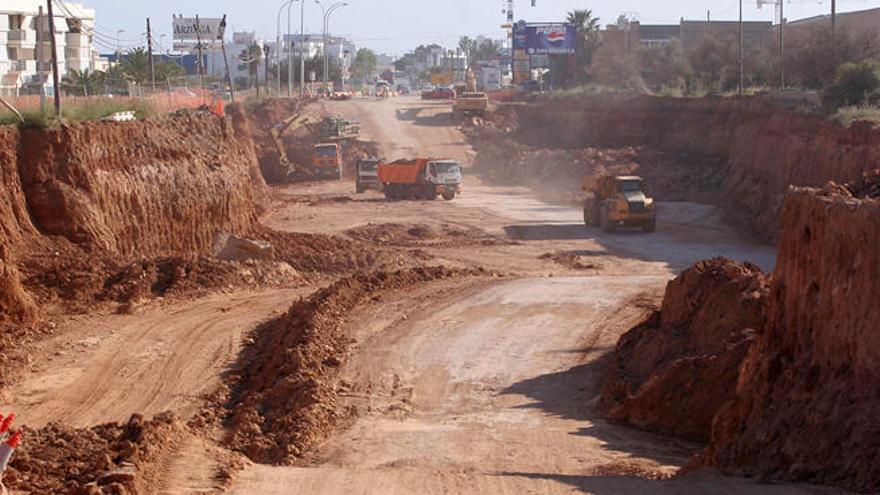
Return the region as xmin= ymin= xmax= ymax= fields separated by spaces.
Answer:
xmin=0 ymin=0 xmax=99 ymax=96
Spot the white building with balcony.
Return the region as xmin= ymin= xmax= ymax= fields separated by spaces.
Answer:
xmin=0 ymin=0 xmax=99 ymax=96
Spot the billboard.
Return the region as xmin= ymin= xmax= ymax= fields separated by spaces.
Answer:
xmin=172 ymin=15 xmax=224 ymax=43
xmin=513 ymin=22 xmax=577 ymax=55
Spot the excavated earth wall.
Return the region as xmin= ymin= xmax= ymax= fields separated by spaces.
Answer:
xmin=601 ymin=178 xmax=880 ymax=492
xmin=0 ymin=110 xmax=269 ymax=338
xmin=707 ymin=185 xmax=880 ymax=492
xmin=17 ymin=111 xmax=266 ymax=255
xmin=509 ymin=95 xmax=880 ymax=242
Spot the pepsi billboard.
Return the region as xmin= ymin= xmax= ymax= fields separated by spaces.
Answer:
xmin=513 ymin=22 xmax=577 ymax=55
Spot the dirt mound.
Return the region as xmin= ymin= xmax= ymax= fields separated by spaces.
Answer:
xmin=601 ymin=258 xmax=768 ymax=441
xmin=225 ymin=267 xmax=490 ymax=464
xmin=705 ymin=186 xmax=880 ymax=492
xmin=4 ymin=413 xmax=185 ymax=494
xmin=345 ymin=223 xmax=506 ymax=247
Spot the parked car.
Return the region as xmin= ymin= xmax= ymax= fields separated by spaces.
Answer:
xmin=421 ymin=86 xmax=456 ymax=100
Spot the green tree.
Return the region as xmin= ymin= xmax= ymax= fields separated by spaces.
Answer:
xmin=62 ymin=68 xmax=105 ymax=96
xmin=823 ymin=60 xmax=880 ymax=110
xmin=352 ymin=47 xmax=378 ymax=80
xmin=120 ymin=47 xmax=150 ymax=84
xmin=238 ymin=42 xmax=264 ymax=88
xmin=548 ymin=9 xmax=601 ymax=87
xmin=154 ymin=60 xmax=185 ymax=83
xmin=640 ymin=42 xmax=691 ymax=91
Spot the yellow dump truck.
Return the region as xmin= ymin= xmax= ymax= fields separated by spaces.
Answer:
xmin=583 ymin=175 xmax=656 ymax=233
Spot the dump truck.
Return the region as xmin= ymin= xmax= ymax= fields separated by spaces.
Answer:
xmin=378 ymin=158 xmax=462 ymax=200
xmin=313 ymin=143 xmax=343 ymax=180
xmin=453 ymin=69 xmax=489 ymax=117
xmin=356 ymin=158 xmax=382 ymax=193
xmin=453 ymin=92 xmax=489 ymax=118
xmin=583 ymin=175 xmax=656 ymax=232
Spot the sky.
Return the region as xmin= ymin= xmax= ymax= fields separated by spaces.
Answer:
xmin=81 ymin=0 xmax=880 ymax=56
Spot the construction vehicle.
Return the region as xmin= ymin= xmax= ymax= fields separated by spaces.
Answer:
xmin=313 ymin=143 xmax=343 ymax=180
xmin=321 ymin=116 xmax=361 ymax=139
xmin=583 ymin=175 xmax=656 ymax=233
xmin=453 ymin=69 xmax=489 ymax=117
xmin=378 ymin=158 xmax=462 ymax=201
xmin=356 ymin=158 xmax=382 ymax=193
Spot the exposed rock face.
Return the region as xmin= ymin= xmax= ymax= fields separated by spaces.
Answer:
xmin=509 ymin=96 xmax=880 ymax=241
xmin=601 ymin=258 xmax=768 ymax=441
xmin=16 ymin=111 xmax=266 ymax=256
xmin=707 ymin=185 xmax=880 ymax=492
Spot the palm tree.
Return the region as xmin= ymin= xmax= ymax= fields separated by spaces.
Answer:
xmin=554 ymin=9 xmax=601 ymax=86
xmin=120 ymin=48 xmax=150 ymax=84
xmin=62 ymin=69 xmax=105 ymax=96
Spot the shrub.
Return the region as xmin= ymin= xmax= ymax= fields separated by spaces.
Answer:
xmin=822 ymin=60 xmax=880 ymax=110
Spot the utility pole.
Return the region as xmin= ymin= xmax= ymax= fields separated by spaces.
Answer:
xmin=253 ymin=42 xmax=261 ymax=100
xmin=287 ymin=1 xmax=294 ymax=98
xmin=299 ymin=0 xmax=305 ymax=97
xmin=779 ymin=0 xmax=785 ymax=90
xmin=46 ymin=0 xmax=61 ymax=116
xmin=738 ymin=0 xmax=744 ymax=94
xmin=219 ymin=15 xmax=235 ymax=104
xmin=831 ymin=0 xmax=837 ymax=39
xmin=195 ymin=15 xmax=206 ymax=95
xmin=264 ymin=45 xmax=271 ymax=96
xmin=147 ymin=18 xmax=156 ymax=92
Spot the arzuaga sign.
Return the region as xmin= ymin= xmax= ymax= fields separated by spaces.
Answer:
xmin=172 ymin=15 xmax=224 ymax=42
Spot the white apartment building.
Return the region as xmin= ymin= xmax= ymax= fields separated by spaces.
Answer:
xmin=0 ymin=0 xmax=99 ymax=96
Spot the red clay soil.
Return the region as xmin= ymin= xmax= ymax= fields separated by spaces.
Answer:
xmin=225 ymin=267 xmax=491 ymax=464
xmin=4 ymin=413 xmax=185 ymax=495
xmin=601 ymin=258 xmax=768 ymax=441
xmin=17 ymin=110 xmax=265 ymax=255
xmin=500 ymin=95 xmax=880 ymax=241
xmin=705 ymin=184 xmax=880 ymax=492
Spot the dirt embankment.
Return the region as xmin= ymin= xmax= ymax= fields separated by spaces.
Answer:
xmin=601 ymin=258 xmax=768 ymax=441
xmin=479 ymin=95 xmax=880 ymax=241
xmin=225 ymin=267 xmax=492 ymax=464
xmin=707 ymin=176 xmax=880 ymax=491
xmin=601 ymin=173 xmax=880 ymax=492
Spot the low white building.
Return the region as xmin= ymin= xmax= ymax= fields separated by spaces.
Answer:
xmin=0 ymin=0 xmax=100 ymax=96
xmin=206 ymin=31 xmax=266 ymax=84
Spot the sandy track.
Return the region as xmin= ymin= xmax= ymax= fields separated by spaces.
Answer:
xmin=224 ymin=98 xmax=800 ymax=493
xmin=6 ymin=289 xmax=304 ymax=428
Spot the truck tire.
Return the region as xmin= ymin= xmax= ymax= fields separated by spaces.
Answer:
xmin=600 ymin=205 xmax=616 ymax=233
xmin=642 ymin=217 xmax=656 ymax=233
xmin=356 ymin=183 xmax=364 ymax=194
xmin=442 ymin=190 xmax=456 ymax=201
xmin=424 ymin=185 xmax=439 ymax=200
xmin=384 ymin=185 xmax=397 ymax=200
xmin=583 ymin=199 xmax=600 ymax=227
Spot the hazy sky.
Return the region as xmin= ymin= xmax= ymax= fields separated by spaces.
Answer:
xmin=83 ymin=0 xmax=879 ymax=55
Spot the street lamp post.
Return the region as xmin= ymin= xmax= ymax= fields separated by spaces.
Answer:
xmin=276 ymin=0 xmax=296 ymax=96
xmin=321 ymin=2 xmax=348 ymax=94
xmin=299 ymin=0 xmax=305 ymax=97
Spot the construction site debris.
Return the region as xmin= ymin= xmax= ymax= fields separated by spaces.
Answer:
xmin=215 ymin=235 xmax=275 ymax=262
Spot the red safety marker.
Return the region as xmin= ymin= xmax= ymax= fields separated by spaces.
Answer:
xmin=0 ymin=430 xmax=21 ymax=474
xmin=0 ymin=414 xmax=14 ymax=435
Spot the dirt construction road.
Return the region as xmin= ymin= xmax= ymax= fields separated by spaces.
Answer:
xmin=231 ymin=98 xmax=820 ymax=494
xmin=4 ymin=97 xmax=816 ymax=494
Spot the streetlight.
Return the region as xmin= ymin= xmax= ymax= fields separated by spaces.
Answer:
xmin=276 ymin=0 xmax=296 ymax=96
xmin=116 ymin=29 xmax=125 ymax=62
xmin=316 ymin=1 xmax=348 ymax=94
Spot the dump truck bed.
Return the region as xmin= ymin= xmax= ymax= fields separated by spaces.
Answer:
xmin=377 ymin=159 xmax=429 ymax=185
